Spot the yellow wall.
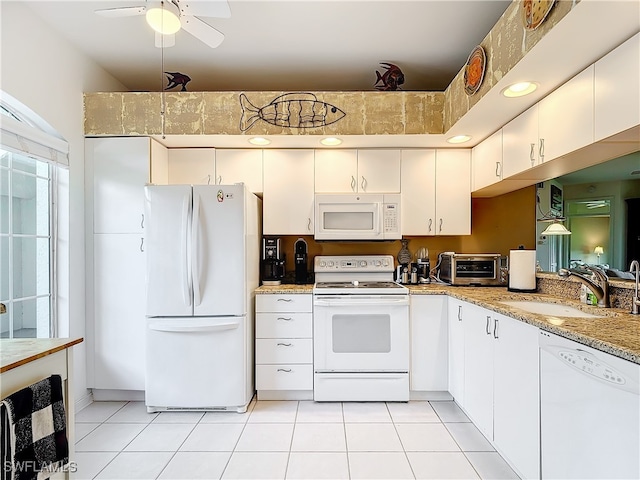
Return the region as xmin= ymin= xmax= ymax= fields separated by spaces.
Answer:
xmin=276 ymin=185 xmax=536 ymax=273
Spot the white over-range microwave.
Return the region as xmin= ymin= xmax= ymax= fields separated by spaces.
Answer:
xmin=314 ymin=193 xmax=401 ymax=241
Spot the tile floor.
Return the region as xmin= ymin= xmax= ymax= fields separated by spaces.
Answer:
xmin=73 ymin=399 xmax=519 ymax=480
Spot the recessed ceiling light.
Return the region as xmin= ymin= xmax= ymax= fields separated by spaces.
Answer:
xmin=502 ymin=81 xmax=538 ymax=98
xmin=320 ymin=137 xmax=342 ymax=146
xmin=248 ymin=137 xmax=270 ymax=146
xmin=146 ymin=7 xmax=181 ymax=35
xmin=447 ymin=135 xmax=471 ymax=144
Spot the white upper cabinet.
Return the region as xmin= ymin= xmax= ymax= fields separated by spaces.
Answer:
xmin=538 ymin=65 xmax=594 ymax=162
xmin=263 ymin=149 xmax=315 ymax=235
xmin=434 ymin=149 xmax=471 ymax=235
xmin=167 ymin=148 xmax=215 ymax=185
xmin=314 ymin=149 xmax=358 ymax=192
xmin=401 ymin=149 xmax=436 ymax=235
xmin=472 ymin=130 xmax=503 ymax=191
xmin=401 ymin=149 xmax=470 ymax=236
xmin=502 ymin=105 xmax=539 ymax=179
xmin=315 ymin=149 xmax=401 ymax=193
xmin=215 ymin=149 xmax=263 ymax=193
xmin=595 ymin=33 xmax=640 ymax=142
xmin=88 ymin=136 xmax=163 ymax=234
xmin=356 ymin=149 xmax=401 ymax=193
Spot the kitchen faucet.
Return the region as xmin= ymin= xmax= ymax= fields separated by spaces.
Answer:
xmin=630 ymin=260 xmax=640 ymax=315
xmin=558 ymin=265 xmax=610 ymax=308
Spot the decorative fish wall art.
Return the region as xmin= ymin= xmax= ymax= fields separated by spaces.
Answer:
xmin=374 ymin=63 xmax=405 ymax=91
xmin=164 ymin=72 xmax=191 ymax=91
xmin=239 ymin=93 xmax=346 ymax=131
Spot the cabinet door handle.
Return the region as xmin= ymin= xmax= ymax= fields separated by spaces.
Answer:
xmin=439 ymin=218 xmax=443 ymax=233
xmin=277 ymin=343 xmax=292 ymax=347
xmin=495 ymin=161 xmax=501 ymax=177
xmin=493 ymin=318 xmax=499 ymax=339
xmin=539 ymin=138 xmax=545 ymax=163
xmin=277 ymin=368 xmax=292 ymax=373
xmin=428 ymin=218 xmax=433 ymax=233
xmin=217 ymin=175 xmax=222 ymax=185
xmin=140 ymin=237 xmax=144 ymax=252
xmin=277 ymin=317 xmax=293 ymax=321
xmin=457 ymin=305 xmax=462 ymax=322
xmin=351 ymin=176 xmax=356 ymax=192
xmin=307 ymin=217 xmax=312 ymax=231
xmin=277 ymin=298 xmax=292 ymax=302
xmin=141 ymin=214 xmax=145 ymax=229
xmin=361 ymin=176 xmax=367 ymax=191
xmin=486 ymin=316 xmax=492 ymax=335
xmin=530 ymin=143 xmax=536 ymax=166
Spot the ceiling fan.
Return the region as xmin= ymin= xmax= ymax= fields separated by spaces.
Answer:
xmin=95 ymin=0 xmax=230 ymax=48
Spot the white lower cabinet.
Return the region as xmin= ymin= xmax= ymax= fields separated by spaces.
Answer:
xmin=448 ymin=300 xmax=540 ymax=480
xmin=92 ymin=233 xmax=146 ymax=390
xmin=255 ymin=294 xmax=313 ymax=400
xmin=410 ymin=295 xmax=448 ymax=393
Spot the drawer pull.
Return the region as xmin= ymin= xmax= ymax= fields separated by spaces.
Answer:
xmin=277 ymin=368 xmax=292 ymax=373
xmin=277 ymin=298 xmax=293 ymax=302
xmin=277 ymin=343 xmax=292 ymax=347
xmin=277 ymin=317 xmax=293 ymax=321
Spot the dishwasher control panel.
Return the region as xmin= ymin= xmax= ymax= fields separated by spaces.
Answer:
xmin=558 ymin=350 xmax=626 ymax=385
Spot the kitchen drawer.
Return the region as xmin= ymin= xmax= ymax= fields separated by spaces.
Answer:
xmin=256 ymin=364 xmax=313 ymax=391
xmin=256 ymin=294 xmax=312 ymax=313
xmin=256 ymin=313 xmax=313 ymax=338
xmin=256 ymin=339 xmax=313 ymax=364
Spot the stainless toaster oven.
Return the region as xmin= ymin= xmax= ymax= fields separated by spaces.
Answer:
xmin=436 ymin=252 xmax=508 ymax=286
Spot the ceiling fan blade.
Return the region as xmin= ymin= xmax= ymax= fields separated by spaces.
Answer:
xmin=155 ymin=32 xmax=176 ymax=48
xmin=180 ymin=16 xmax=225 ymax=48
xmin=95 ymin=6 xmax=146 ymax=17
xmin=175 ymin=0 xmax=231 ymax=19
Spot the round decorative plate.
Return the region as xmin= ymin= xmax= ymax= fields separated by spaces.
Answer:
xmin=464 ymin=45 xmax=486 ymax=96
xmin=522 ymin=0 xmax=556 ymax=31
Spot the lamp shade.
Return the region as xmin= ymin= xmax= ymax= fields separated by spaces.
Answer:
xmin=594 ymin=246 xmax=604 ymax=255
xmin=541 ymin=222 xmax=572 ymax=235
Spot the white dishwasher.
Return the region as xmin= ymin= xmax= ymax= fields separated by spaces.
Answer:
xmin=539 ymin=330 xmax=640 ymax=480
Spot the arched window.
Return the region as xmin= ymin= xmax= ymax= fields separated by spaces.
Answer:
xmin=0 ymin=92 xmax=69 ymax=338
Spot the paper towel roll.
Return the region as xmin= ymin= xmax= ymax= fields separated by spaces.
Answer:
xmin=509 ymin=250 xmax=537 ymax=292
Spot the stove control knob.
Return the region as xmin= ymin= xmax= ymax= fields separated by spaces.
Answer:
xmin=319 ymin=261 xmax=326 ymax=267
xmin=375 ymin=260 xmax=382 ymax=267
xmin=328 ymin=261 xmax=334 ymax=267
xmin=382 ymin=259 xmax=389 ymax=267
xmin=360 ymin=261 xmax=367 ymax=267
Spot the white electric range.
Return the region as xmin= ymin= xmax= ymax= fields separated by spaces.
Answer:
xmin=312 ymin=255 xmax=410 ymax=402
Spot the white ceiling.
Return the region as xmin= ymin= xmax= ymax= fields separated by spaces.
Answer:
xmin=20 ymin=0 xmax=512 ymax=92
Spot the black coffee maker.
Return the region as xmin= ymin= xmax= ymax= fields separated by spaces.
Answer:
xmin=294 ymin=238 xmax=308 ymax=284
xmin=262 ymin=237 xmax=285 ymax=285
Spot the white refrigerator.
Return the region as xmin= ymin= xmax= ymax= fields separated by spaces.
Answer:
xmin=144 ymin=184 xmax=260 ymax=413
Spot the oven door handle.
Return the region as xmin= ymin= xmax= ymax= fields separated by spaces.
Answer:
xmin=314 ymin=295 xmax=409 ymax=306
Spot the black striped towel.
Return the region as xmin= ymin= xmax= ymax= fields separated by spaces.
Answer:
xmin=1 ymin=375 xmax=69 ymax=480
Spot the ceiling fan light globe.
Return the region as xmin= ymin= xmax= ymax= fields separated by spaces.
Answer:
xmin=146 ymin=8 xmax=181 ymax=35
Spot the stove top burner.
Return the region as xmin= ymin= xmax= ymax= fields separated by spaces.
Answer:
xmin=315 ymin=281 xmax=404 ymax=289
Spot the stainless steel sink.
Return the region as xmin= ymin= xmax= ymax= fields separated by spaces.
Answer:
xmin=500 ymin=300 xmax=604 ymax=318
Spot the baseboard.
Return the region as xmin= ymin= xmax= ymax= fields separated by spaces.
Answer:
xmin=410 ymin=391 xmax=454 ymax=401
xmin=75 ymin=390 xmax=94 ymax=413
xmin=92 ymin=389 xmax=145 ymax=401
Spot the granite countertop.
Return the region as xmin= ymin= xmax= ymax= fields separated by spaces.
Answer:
xmin=408 ymin=284 xmax=640 ymax=365
xmin=255 ymin=282 xmax=639 ymax=364
xmin=0 ymin=338 xmax=84 ymax=373
xmin=255 ymin=284 xmax=314 ymax=294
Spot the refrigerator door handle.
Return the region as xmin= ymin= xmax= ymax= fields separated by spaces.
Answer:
xmin=148 ymin=321 xmax=240 ymax=333
xmin=192 ymin=192 xmax=202 ymax=306
xmin=181 ymin=194 xmax=192 ymax=307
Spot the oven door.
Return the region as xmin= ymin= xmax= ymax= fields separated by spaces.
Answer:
xmin=313 ymin=294 xmax=409 ymax=372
